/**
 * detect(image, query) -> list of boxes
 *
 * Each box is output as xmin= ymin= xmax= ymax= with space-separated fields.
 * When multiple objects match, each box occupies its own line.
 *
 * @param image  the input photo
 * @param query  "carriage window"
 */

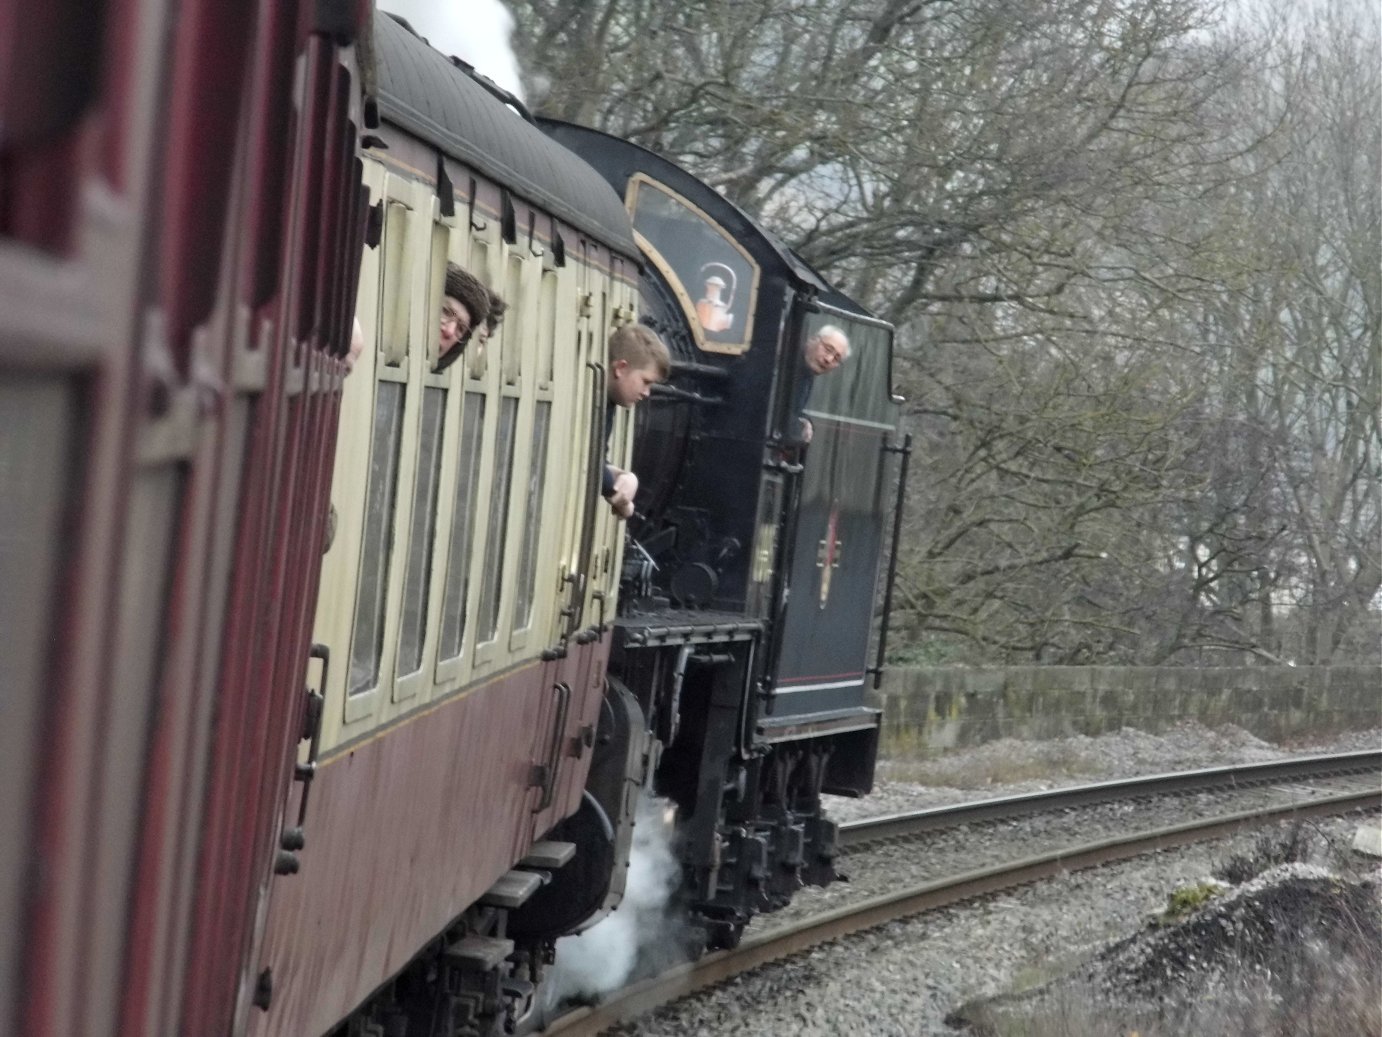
xmin=0 ymin=0 xmax=106 ymax=251
xmin=502 ymin=254 xmax=523 ymax=385
xmin=438 ymin=392 xmax=486 ymax=661
xmin=627 ymin=174 xmax=760 ymax=354
xmin=379 ymin=198 xmax=413 ymax=367
xmin=538 ymin=270 xmax=556 ymax=387
xmin=476 ymin=396 xmax=519 ymax=642
xmin=513 ymin=400 xmax=551 ymax=632
xmin=350 ymin=382 xmax=406 ymax=695
xmin=396 ymin=387 xmax=446 ymax=676
xmin=427 ymin=221 xmax=451 ymax=367
xmin=0 ymin=373 xmax=82 ymax=909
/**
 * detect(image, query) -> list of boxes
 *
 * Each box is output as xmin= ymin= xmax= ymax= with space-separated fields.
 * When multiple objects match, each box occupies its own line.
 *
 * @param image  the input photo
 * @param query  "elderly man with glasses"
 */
xmin=791 ymin=324 xmax=851 ymax=445
xmin=804 ymin=325 xmax=850 ymax=376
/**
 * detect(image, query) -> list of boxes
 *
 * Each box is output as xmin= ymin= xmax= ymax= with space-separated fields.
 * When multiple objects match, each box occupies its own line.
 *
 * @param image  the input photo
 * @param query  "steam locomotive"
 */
xmin=0 ymin=5 xmax=905 ymax=1036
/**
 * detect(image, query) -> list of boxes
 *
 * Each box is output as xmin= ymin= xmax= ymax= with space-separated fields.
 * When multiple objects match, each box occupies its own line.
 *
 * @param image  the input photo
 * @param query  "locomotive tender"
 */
xmin=1 ymin=5 xmax=904 ymax=1036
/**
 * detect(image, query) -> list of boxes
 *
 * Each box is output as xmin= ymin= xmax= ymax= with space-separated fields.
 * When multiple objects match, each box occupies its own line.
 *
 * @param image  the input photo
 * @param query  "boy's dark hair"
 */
xmin=444 ymin=263 xmax=490 ymax=330
xmin=609 ymin=323 xmax=670 ymax=379
xmin=485 ymin=289 xmax=507 ymax=332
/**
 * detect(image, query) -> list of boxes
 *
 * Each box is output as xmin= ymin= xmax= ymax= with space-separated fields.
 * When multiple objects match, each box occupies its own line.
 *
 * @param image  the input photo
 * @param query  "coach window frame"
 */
xmin=314 ymin=157 xmax=383 ymax=746
xmin=584 ymin=267 xmax=621 ymax=625
xmin=549 ymin=240 xmax=596 ymax=644
xmin=508 ymin=228 xmax=560 ymax=652
xmin=392 ymin=196 xmax=454 ymax=703
xmin=434 ymin=199 xmax=502 ymax=687
xmin=343 ymin=171 xmax=419 ymax=724
xmin=595 ymin=261 xmax=640 ymax=618
xmin=472 ymin=228 xmax=532 ymax=671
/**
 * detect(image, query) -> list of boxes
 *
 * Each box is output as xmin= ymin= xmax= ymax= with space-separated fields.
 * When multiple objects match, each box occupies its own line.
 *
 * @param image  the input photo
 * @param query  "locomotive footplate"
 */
xmin=755 ymin=705 xmax=880 ymax=743
xmin=615 ymin=608 xmax=761 ymax=648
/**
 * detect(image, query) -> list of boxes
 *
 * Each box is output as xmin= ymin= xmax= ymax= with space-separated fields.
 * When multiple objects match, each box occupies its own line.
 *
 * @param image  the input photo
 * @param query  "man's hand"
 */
xmin=798 ymin=416 xmax=813 ymax=444
xmin=609 ymin=470 xmax=639 ymax=520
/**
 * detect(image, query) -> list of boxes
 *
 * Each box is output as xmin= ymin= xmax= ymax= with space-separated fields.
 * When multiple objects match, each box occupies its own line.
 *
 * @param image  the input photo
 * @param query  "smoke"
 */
xmin=540 ymin=794 xmax=687 ymax=1013
xmin=377 ymin=0 xmax=525 ymax=101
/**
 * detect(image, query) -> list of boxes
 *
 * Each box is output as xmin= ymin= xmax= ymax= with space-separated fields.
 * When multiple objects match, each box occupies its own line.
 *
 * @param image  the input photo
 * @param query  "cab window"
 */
xmin=626 ymin=173 xmax=759 ymax=355
xmin=797 ymin=315 xmax=895 ymax=427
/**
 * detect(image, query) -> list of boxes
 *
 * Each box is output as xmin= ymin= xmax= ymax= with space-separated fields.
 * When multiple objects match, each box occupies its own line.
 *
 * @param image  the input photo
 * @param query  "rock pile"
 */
xmin=950 ymin=863 xmax=1382 ymax=1036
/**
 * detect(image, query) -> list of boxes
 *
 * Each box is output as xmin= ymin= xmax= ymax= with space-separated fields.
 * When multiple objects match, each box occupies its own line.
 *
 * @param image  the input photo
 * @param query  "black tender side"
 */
xmin=372 ymin=15 xmax=637 ymax=257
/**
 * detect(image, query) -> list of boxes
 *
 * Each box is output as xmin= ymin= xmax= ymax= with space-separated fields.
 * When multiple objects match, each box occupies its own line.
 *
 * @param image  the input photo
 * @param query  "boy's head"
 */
xmin=438 ymin=263 xmax=490 ymax=364
xmin=607 ymin=323 xmax=670 ymax=407
xmin=475 ymin=289 xmax=507 ymax=351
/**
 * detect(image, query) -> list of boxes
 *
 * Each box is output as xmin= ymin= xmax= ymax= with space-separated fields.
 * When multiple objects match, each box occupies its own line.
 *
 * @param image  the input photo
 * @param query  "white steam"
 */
xmin=542 ymin=794 xmax=685 ymax=1011
xmin=378 ymin=0 xmax=525 ymax=101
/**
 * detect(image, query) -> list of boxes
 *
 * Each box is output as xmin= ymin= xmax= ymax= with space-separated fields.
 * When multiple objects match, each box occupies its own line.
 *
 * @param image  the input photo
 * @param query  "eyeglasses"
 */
xmin=440 ymin=304 xmax=471 ymax=339
xmin=817 ymin=337 xmax=844 ymax=366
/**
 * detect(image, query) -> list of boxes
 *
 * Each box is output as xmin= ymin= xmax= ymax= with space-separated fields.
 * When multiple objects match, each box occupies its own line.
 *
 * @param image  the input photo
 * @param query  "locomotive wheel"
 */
xmin=703 ymin=918 xmax=745 ymax=951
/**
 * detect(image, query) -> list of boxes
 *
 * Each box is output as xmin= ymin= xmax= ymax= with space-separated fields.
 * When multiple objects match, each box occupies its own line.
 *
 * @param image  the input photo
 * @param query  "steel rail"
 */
xmin=539 ymin=778 xmax=1380 ymax=1037
xmin=839 ymin=749 xmax=1382 ymax=847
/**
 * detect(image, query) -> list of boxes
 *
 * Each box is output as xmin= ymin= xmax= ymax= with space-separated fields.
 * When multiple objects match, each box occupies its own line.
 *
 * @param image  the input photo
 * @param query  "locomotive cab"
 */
xmin=541 ymin=120 xmax=906 ymax=948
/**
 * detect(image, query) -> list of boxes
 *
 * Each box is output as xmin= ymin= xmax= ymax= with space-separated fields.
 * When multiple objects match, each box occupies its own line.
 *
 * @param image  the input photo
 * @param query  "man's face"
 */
xmin=609 ymin=359 xmax=660 ymax=407
xmin=805 ymin=331 xmax=848 ymax=375
xmin=438 ymin=296 xmax=472 ymax=358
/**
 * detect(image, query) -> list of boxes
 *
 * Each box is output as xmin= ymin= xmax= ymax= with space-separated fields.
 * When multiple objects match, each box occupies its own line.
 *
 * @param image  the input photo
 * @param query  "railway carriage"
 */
xmin=2 ymin=2 xmax=368 ymax=1035
xmin=248 ymin=15 xmax=647 ymax=1036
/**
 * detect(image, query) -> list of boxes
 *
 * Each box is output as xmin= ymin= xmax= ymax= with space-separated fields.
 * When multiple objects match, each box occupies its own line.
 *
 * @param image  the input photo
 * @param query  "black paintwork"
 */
xmin=539 ymin=120 xmax=900 ymax=730
xmin=767 ymin=310 xmax=897 ymax=726
xmin=540 ymin=117 xmax=904 ymax=953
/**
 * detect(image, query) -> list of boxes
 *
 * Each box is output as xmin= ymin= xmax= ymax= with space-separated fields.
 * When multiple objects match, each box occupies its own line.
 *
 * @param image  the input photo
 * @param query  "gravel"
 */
xmin=601 ymin=723 xmax=1381 ymax=1036
xmin=823 ymin=722 xmax=1382 ymax=825
xmin=768 ymin=772 xmax=1373 ymax=932
xmin=610 ymin=815 xmax=1382 ymax=1036
xmin=949 ymin=860 xmax=1382 ymax=1035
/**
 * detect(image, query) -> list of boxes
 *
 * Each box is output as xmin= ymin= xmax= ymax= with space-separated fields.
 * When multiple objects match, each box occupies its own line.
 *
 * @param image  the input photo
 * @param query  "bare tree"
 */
xmin=509 ymin=0 xmax=1381 ymax=665
xmin=1177 ymin=3 xmax=1382 ymax=664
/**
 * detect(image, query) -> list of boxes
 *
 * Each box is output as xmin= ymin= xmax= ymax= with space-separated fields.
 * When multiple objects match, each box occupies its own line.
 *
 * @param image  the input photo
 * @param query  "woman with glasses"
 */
xmin=435 ymin=263 xmax=491 ymax=372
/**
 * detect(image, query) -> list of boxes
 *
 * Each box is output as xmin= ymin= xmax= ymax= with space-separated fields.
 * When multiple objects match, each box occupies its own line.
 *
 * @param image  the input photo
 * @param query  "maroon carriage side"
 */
xmin=0 ymin=2 xmax=370 ymax=1034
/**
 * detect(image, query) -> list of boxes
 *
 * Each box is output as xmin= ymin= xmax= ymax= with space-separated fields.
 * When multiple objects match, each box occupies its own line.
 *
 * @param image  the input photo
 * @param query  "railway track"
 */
xmin=840 ymin=749 xmax=1382 ymax=847
xmin=537 ymin=751 xmax=1381 ymax=1037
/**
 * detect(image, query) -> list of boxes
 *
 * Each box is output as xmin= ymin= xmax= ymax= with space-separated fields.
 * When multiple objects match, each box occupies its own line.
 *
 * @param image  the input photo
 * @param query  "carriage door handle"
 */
xmin=531 ymin=682 xmax=572 ymax=812
xmin=276 ymin=643 xmax=328 ymax=875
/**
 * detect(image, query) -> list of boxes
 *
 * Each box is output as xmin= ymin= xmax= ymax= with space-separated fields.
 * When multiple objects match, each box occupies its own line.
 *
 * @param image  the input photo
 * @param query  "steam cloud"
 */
xmin=541 ymin=793 xmax=686 ymax=1012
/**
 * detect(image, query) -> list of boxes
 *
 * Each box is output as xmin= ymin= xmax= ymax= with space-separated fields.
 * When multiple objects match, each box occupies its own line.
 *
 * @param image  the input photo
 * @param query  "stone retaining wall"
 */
xmin=877 ymin=666 xmax=1381 ymax=757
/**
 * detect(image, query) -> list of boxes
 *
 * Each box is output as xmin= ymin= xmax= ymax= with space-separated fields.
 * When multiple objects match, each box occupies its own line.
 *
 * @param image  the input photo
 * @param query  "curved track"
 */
xmin=840 ymin=749 xmax=1381 ymax=846
xmin=538 ymin=751 xmax=1382 ymax=1036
